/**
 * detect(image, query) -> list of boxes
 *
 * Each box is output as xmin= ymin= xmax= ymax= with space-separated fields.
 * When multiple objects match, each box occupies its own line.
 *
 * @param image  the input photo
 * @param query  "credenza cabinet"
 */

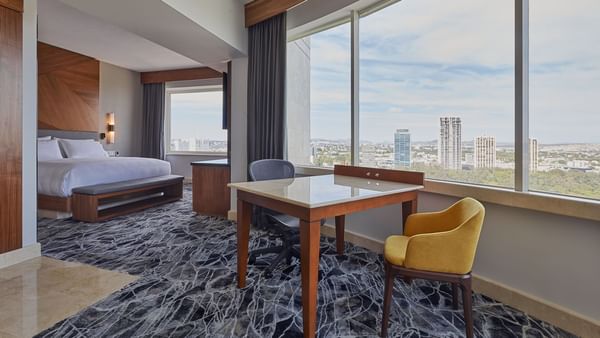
xmin=191 ymin=159 xmax=231 ymax=217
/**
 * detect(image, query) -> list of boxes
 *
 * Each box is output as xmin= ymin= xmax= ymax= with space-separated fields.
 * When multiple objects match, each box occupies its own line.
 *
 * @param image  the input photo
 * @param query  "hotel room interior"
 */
xmin=1 ymin=0 xmax=599 ymax=337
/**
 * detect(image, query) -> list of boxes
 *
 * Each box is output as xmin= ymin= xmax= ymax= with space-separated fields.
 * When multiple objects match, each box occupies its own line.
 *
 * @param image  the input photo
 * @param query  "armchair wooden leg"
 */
xmin=452 ymin=283 xmax=459 ymax=310
xmin=381 ymin=262 xmax=395 ymax=337
xmin=461 ymin=276 xmax=474 ymax=338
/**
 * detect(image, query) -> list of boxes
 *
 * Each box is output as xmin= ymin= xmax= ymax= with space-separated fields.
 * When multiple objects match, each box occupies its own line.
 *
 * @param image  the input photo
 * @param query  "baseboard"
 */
xmin=227 ymin=210 xmax=237 ymax=221
xmin=0 ymin=243 xmax=42 ymax=269
xmin=183 ymin=177 xmax=192 ymax=184
xmin=321 ymin=223 xmax=384 ymax=254
xmin=472 ymin=274 xmax=599 ymax=338
xmin=320 ymin=224 xmax=598 ymax=338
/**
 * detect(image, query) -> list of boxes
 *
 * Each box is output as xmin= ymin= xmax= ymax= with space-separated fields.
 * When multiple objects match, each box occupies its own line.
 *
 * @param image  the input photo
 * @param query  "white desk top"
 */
xmin=228 ymin=174 xmax=423 ymax=208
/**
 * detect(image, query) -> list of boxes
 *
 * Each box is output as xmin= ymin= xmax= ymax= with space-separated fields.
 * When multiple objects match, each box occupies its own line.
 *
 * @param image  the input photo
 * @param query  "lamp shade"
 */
xmin=106 ymin=112 xmax=115 ymax=144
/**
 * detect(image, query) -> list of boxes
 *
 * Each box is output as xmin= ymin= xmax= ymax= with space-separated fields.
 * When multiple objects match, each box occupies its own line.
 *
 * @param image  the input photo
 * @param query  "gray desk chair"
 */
xmin=248 ymin=159 xmax=323 ymax=276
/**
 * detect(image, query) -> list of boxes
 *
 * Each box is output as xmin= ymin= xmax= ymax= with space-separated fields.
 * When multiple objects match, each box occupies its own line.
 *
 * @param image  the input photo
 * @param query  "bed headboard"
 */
xmin=38 ymin=129 xmax=99 ymax=141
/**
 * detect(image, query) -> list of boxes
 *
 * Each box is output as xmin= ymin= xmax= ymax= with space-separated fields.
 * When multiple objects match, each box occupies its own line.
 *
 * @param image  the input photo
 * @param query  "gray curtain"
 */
xmin=141 ymin=83 xmax=166 ymax=159
xmin=247 ymin=13 xmax=287 ymax=164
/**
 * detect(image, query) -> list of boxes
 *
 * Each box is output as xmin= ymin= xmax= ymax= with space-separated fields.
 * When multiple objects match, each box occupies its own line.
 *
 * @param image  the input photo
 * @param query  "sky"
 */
xmin=307 ymin=0 xmax=600 ymax=144
xmin=170 ymin=91 xmax=227 ymax=141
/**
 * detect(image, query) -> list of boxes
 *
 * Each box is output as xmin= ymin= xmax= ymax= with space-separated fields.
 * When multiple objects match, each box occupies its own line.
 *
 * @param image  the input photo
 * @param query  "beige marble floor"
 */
xmin=0 ymin=257 xmax=137 ymax=338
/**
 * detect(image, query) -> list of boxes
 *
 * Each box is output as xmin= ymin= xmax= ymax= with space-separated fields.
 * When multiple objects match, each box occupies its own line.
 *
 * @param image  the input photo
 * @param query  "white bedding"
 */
xmin=38 ymin=157 xmax=172 ymax=197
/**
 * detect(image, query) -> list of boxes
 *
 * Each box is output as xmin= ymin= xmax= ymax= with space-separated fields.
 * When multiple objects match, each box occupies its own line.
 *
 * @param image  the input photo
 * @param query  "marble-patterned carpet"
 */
xmin=36 ymin=186 xmax=575 ymax=338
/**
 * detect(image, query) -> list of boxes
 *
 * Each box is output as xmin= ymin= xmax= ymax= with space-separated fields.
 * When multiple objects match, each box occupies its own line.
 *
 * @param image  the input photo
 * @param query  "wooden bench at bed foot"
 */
xmin=71 ymin=175 xmax=184 ymax=222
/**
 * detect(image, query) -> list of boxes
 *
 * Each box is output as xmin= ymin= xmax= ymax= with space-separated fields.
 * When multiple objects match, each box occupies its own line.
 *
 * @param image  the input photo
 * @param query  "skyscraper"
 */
xmin=529 ymin=138 xmax=539 ymax=172
xmin=394 ymin=129 xmax=411 ymax=167
xmin=474 ymin=136 xmax=496 ymax=168
xmin=438 ymin=117 xmax=462 ymax=170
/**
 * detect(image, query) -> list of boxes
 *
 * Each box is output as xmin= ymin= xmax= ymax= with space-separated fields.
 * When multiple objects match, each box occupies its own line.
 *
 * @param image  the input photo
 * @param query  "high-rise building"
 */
xmin=530 ymin=138 xmax=539 ymax=172
xmin=474 ymin=136 xmax=496 ymax=168
xmin=438 ymin=117 xmax=462 ymax=170
xmin=394 ymin=129 xmax=411 ymax=167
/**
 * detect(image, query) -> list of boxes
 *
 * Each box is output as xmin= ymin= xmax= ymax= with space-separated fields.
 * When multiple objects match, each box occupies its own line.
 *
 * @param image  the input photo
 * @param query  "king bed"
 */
xmin=37 ymin=130 xmax=183 ymax=221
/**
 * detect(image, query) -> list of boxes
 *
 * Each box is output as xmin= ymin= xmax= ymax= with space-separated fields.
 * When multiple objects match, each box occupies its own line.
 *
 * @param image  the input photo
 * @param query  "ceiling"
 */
xmin=38 ymin=0 xmax=203 ymax=72
xmin=37 ymin=0 xmax=383 ymax=72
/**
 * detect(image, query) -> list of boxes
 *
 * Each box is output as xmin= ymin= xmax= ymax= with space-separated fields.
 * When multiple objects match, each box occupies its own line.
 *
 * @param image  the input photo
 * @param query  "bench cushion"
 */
xmin=72 ymin=175 xmax=184 ymax=196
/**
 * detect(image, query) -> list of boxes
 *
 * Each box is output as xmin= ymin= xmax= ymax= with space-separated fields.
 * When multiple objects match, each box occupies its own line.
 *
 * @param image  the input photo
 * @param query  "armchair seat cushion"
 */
xmin=384 ymin=235 xmax=409 ymax=266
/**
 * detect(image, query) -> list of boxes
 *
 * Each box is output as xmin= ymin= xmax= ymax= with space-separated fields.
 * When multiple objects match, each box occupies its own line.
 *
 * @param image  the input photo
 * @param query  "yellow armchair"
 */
xmin=381 ymin=197 xmax=485 ymax=338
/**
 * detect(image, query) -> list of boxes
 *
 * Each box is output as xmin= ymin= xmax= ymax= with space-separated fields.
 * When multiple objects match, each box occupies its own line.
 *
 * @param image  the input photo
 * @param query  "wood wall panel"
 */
xmin=0 ymin=5 xmax=22 ymax=253
xmin=140 ymin=67 xmax=222 ymax=84
xmin=0 ymin=0 xmax=23 ymax=12
xmin=38 ymin=42 xmax=100 ymax=132
xmin=245 ymin=0 xmax=306 ymax=27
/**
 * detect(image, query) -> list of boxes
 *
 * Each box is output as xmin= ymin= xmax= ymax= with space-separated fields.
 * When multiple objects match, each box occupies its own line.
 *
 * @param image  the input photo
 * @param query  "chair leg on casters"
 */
xmin=264 ymin=247 xmax=292 ymax=276
xmin=461 ymin=276 xmax=474 ymax=338
xmin=452 ymin=283 xmax=459 ymax=310
xmin=381 ymin=263 xmax=395 ymax=337
xmin=248 ymin=246 xmax=285 ymax=264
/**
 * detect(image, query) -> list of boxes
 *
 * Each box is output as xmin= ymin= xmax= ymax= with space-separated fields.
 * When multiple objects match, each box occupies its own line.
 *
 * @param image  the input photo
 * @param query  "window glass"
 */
xmin=168 ymin=90 xmax=227 ymax=153
xmin=359 ymin=0 xmax=515 ymax=188
xmin=530 ymin=0 xmax=600 ymax=199
xmin=287 ymin=23 xmax=351 ymax=167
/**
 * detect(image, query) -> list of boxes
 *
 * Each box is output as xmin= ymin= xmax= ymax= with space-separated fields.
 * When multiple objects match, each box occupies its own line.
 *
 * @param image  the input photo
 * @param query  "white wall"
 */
xmin=229 ymin=57 xmax=248 ymax=210
xmin=99 ymin=62 xmax=143 ymax=157
xmin=340 ymin=192 xmax=600 ymax=321
xmin=22 ymin=0 xmax=38 ymax=247
xmin=167 ymin=154 xmax=226 ymax=178
xmin=161 ymin=0 xmax=247 ymax=56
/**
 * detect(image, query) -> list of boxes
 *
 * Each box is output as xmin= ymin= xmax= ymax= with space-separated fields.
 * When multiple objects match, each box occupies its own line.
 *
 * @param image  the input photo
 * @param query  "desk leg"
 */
xmin=335 ymin=215 xmax=345 ymax=255
xmin=237 ymin=199 xmax=251 ymax=288
xmin=300 ymin=220 xmax=321 ymax=338
xmin=402 ymin=198 xmax=418 ymax=225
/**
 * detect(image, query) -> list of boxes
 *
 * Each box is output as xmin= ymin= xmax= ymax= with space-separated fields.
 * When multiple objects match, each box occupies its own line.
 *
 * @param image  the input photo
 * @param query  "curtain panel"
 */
xmin=141 ymin=83 xmax=166 ymax=159
xmin=247 ymin=13 xmax=287 ymax=164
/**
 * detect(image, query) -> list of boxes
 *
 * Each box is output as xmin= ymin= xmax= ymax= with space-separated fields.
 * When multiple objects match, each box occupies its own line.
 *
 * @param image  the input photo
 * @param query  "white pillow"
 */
xmin=38 ymin=136 xmax=52 ymax=141
xmin=58 ymin=139 xmax=108 ymax=159
xmin=38 ymin=140 xmax=64 ymax=161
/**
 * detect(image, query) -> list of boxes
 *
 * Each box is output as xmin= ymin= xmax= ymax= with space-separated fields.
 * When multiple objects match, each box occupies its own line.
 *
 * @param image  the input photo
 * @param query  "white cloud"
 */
xmin=301 ymin=0 xmax=600 ymax=143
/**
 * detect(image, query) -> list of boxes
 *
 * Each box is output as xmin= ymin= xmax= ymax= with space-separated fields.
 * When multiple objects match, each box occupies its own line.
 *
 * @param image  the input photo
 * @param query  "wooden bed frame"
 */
xmin=38 ymin=194 xmax=72 ymax=213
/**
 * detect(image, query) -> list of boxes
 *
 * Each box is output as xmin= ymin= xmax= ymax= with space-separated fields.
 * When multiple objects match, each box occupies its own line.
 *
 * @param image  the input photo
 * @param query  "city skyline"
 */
xmin=308 ymin=0 xmax=600 ymax=144
xmin=169 ymin=91 xmax=227 ymax=141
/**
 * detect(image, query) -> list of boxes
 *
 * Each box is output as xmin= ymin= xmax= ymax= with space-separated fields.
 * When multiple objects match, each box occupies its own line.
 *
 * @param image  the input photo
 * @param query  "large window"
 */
xmin=359 ymin=0 xmax=514 ymax=188
xmin=529 ymin=0 xmax=600 ymax=199
xmin=286 ymin=23 xmax=351 ymax=167
xmin=286 ymin=0 xmax=600 ymax=201
xmin=166 ymin=87 xmax=227 ymax=154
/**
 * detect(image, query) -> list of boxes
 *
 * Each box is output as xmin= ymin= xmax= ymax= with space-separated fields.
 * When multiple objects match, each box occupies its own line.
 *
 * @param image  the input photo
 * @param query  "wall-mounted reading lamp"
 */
xmin=106 ymin=112 xmax=115 ymax=144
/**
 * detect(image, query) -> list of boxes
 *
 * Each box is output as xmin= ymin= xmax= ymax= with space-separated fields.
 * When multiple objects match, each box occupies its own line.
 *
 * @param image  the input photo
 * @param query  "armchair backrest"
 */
xmin=405 ymin=197 xmax=485 ymax=274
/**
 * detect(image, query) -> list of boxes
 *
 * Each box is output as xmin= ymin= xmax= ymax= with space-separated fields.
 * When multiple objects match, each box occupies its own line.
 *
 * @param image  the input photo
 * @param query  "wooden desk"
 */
xmin=228 ymin=165 xmax=424 ymax=338
xmin=192 ymin=159 xmax=230 ymax=217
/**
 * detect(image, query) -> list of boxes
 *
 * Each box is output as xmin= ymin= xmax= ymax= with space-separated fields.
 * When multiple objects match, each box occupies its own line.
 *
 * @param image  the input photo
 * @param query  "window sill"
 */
xmin=294 ymin=165 xmax=600 ymax=222
xmin=166 ymin=152 xmax=228 ymax=157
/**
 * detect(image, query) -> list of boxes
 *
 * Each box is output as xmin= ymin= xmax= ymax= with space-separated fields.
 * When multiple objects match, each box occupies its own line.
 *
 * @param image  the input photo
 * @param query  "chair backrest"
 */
xmin=405 ymin=197 xmax=485 ymax=275
xmin=249 ymin=159 xmax=295 ymax=182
